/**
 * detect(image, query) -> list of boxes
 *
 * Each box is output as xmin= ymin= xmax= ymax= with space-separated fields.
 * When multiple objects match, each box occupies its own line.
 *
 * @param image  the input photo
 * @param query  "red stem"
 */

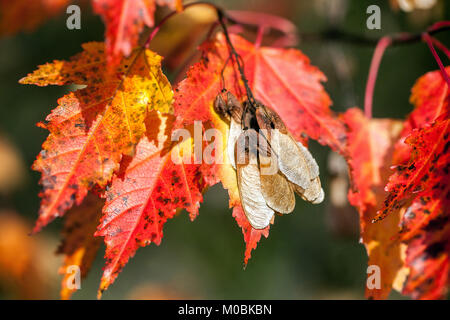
xmin=254 ymin=25 xmax=266 ymax=49
xmin=422 ymin=32 xmax=450 ymax=88
xmin=427 ymin=21 xmax=450 ymax=33
xmin=364 ymin=36 xmax=392 ymax=119
xmin=428 ymin=36 xmax=450 ymax=60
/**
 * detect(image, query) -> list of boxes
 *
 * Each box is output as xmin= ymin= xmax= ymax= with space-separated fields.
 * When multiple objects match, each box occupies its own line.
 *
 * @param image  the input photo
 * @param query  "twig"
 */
xmin=217 ymin=9 xmax=257 ymax=109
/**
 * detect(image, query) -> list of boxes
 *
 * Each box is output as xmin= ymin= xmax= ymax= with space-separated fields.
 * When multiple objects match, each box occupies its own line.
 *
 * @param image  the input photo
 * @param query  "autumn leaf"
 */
xmin=20 ymin=42 xmax=173 ymax=232
xmin=174 ymin=32 xmax=341 ymax=263
xmin=384 ymin=119 xmax=450 ymax=299
xmin=343 ymin=107 xmax=404 ymax=299
xmin=95 ymin=112 xmax=207 ymax=296
xmin=92 ymin=0 xmax=183 ymax=65
xmin=0 ymin=0 xmax=68 ymax=35
xmin=57 ymin=193 xmax=104 ymax=300
xmin=377 ymin=120 xmax=448 ymax=221
xmin=369 ymin=67 xmax=450 ymax=299
xmin=232 ymin=206 xmax=270 ymax=265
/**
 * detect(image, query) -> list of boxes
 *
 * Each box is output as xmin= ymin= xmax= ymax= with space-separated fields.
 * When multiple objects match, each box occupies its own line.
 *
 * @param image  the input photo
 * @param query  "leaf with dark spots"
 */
xmin=393 ymin=67 xmax=450 ymax=165
xmin=381 ymin=119 xmax=450 ymax=299
xmin=377 ymin=120 xmax=449 ymax=222
xmin=95 ymin=112 xmax=206 ymax=296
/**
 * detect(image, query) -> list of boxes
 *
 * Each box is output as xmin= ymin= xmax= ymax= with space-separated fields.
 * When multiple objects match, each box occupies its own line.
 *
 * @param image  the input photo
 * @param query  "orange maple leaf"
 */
xmin=20 ymin=42 xmax=173 ymax=232
xmin=343 ymin=107 xmax=404 ymax=299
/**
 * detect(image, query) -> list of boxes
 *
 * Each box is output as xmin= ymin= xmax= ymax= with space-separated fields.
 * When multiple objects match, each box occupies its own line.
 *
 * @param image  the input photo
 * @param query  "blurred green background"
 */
xmin=0 ymin=0 xmax=448 ymax=299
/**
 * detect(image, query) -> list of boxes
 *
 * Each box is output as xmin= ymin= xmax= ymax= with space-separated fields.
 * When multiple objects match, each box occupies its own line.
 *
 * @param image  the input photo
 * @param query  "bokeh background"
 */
xmin=0 ymin=0 xmax=448 ymax=299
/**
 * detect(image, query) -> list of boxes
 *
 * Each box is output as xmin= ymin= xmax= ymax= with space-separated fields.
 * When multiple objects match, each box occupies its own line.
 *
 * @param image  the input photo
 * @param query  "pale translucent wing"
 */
xmin=275 ymin=132 xmax=312 ymax=189
xmin=311 ymin=183 xmax=325 ymax=204
xmin=237 ymin=150 xmax=274 ymax=229
xmin=292 ymin=177 xmax=324 ymax=204
xmin=254 ymin=102 xmax=324 ymax=205
xmin=291 ymin=142 xmax=324 ymax=204
xmin=227 ymin=118 xmax=242 ymax=169
xmin=259 ymin=154 xmax=295 ymax=214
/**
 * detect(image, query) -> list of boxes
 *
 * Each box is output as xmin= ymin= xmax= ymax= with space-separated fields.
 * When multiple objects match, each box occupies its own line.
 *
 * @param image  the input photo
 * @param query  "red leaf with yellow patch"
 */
xmin=20 ymin=42 xmax=173 ymax=232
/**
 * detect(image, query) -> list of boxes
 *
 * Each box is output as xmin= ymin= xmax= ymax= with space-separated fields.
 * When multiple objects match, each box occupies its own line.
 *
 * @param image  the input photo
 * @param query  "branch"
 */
xmin=300 ymin=26 xmax=450 ymax=46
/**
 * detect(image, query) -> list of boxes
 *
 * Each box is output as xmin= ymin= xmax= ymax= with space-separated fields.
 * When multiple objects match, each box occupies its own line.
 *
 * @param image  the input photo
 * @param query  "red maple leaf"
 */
xmin=371 ymin=67 xmax=450 ymax=299
xmin=393 ymin=66 xmax=449 ymax=164
xmin=175 ymin=32 xmax=346 ymax=152
xmin=391 ymin=119 xmax=450 ymax=299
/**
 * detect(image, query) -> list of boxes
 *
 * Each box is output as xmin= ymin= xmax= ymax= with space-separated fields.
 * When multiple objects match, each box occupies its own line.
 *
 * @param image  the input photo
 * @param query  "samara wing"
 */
xmin=236 ymin=130 xmax=275 ymax=229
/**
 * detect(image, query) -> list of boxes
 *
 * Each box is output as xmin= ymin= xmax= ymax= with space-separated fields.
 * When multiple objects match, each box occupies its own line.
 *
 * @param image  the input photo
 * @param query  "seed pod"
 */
xmin=213 ymin=90 xmax=324 ymax=230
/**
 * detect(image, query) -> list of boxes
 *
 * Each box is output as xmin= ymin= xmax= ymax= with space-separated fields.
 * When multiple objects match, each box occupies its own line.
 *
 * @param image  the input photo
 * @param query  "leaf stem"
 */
xmin=427 ymin=36 xmax=450 ymax=60
xmin=364 ymin=36 xmax=392 ymax=119
xmin=364 ymin=21 xmax=450 ymax=119
xmin=422 ymin=32 xmax=450 ymax=88
xmin=254 ymin=25 xmax=266 ymax=49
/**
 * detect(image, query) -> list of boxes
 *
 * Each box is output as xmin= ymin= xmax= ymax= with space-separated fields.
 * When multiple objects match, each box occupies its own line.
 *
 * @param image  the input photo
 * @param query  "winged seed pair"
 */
xmin=213 ymin=91 xmax=324 ymax=230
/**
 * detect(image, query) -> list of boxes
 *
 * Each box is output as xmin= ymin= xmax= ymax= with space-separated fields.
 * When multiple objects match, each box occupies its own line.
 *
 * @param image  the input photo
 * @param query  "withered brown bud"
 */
xmin=213 ymin=94 xmax=228 ymax=119
xmin=255 ymin=103 xmax=287 ymax=134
